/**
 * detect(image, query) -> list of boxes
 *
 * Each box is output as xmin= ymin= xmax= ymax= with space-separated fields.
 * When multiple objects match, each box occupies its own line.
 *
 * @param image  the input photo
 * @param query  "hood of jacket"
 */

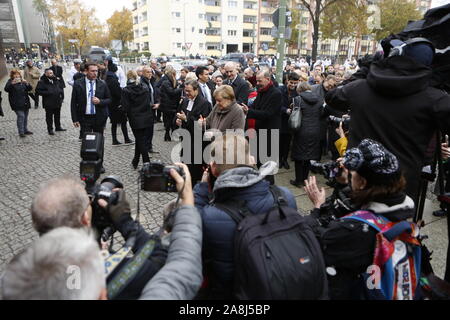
xmin=362 ymin=193 xmax=415 ymax=222
xmin=366 ymin=55 xmax=432 ymax=97
xmin=213 ymin=161 xmax=277 ymax=195
xmin=125 ymin=82 xmax=148 ymax=97
xmin=299 ymin=90 xmax=319 ymax=104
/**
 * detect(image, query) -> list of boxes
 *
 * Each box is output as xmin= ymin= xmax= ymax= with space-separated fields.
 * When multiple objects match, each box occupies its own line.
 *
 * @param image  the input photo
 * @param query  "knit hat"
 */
xmin=404 ymin=43 xmax=434 ymax=66
xmin=343 ymin=139 xmax=400 ymax=186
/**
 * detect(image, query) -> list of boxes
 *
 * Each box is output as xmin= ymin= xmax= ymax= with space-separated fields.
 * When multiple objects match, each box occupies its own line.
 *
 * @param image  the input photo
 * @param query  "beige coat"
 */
xmin=23 ymin=66 xmax=41 ymax=93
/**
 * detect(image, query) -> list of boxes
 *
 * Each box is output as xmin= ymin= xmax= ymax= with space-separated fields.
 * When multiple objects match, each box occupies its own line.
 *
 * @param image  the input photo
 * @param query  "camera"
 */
xmin=310 ymin=160 xmax=342 ymax=187
xmin=328 ymin=115 xmax=351 ymax=130
xmin=141 ymin=161 xmax=184 ymax=192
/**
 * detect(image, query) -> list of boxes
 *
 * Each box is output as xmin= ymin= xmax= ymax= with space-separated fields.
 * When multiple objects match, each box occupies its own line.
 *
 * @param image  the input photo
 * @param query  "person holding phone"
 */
xmin=4 ymin=69 xmax=33 ymax=137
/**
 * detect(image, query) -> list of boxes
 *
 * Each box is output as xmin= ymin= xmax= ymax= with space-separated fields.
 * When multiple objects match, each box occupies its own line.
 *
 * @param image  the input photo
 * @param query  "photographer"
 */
xmin=304 ymin=139 xmax=415 ymax=300
xmin=8 ymin=163 xmax=202 ymax=300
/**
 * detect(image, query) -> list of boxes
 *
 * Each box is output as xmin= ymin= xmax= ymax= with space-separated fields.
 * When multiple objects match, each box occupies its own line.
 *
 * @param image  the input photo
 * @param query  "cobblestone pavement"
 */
xmin=0 ymin=66 xmax=448 ymax=281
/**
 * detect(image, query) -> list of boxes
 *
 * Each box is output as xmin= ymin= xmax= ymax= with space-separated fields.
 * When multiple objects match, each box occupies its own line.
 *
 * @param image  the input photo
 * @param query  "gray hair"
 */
xmin=2 ymin=227 xmax=105 ymax=300
xmin=256 ymin=69 xmax=271 ymax=79
xmin=31 ymin=177 xmax=89 ymax=235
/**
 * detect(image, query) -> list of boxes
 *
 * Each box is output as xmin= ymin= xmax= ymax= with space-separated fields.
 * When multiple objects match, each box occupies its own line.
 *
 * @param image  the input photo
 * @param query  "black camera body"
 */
xmin=328 ymin=115 xmax=351 ymax=131
xmin=141 ymin=161 xmax=184 ymax=192
xmin=310 ymin=160 xmax=343 ymax=187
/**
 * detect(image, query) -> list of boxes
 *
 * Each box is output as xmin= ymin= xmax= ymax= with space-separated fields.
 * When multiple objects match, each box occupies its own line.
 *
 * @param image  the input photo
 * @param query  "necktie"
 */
xmin=89 ymin=81 xmax=95 ymax=114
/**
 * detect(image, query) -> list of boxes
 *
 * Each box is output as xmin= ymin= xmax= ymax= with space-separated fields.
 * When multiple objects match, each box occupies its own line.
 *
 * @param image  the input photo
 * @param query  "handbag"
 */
xmin=288 ymin=96 xmax=303 ymax=132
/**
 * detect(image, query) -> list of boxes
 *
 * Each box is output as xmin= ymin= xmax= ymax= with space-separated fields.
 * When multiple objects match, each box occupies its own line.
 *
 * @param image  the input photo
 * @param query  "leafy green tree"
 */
xmin=107 ymin=8 xmax=133 ymax=50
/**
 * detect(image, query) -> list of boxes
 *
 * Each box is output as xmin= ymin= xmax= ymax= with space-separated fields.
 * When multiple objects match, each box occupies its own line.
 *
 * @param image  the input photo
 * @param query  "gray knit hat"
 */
xmin=343 ymin=139 xmax=400 ymax=185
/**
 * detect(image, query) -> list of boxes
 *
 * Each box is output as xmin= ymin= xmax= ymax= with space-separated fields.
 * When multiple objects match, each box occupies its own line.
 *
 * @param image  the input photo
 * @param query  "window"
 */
xmin=199 ymin=13 xmax=205 ymax=19
xmin=200 ymin=43 xmax=204 ymax=49
xmin=199 ymin=29 xmax=204 ymax=33
xmin=206 ymin=28 xmax=221 ymax=35
xmin=173 ymin=28 xmax=181 ymax=33
xmin=244 ymin=1 xmax=256 ymax=9
xmin=301 ymin=17 xmax=308 ymax=25
xmin=260 ymin=28 xmax=271 ymax=35
xmin=206 ymin=14 xmax=220 ymax=22
xmin=261 ymin=14 xmax=272 ymax=22
xmin=141 ymin=12 xmax=147 ymax=22
xmin=206 ymin=43 xmax=220 ymax=50
xmin=205 ymin=0 xmax=221 ymax=6
xmin=228 ymin=1 xmax=237 ymax=7
xmin=143 ymin=42 xmax=149 ymax=51
xmin=133 ymin=16 xmax=138 ymax=24
xmin=141 ymin=27 xmax=148 ymax=36
xmin=228 ymin=15 xmax=237 ymax=22
xmin=228 ymin=30 xmax=237 ymax=36
xmin=243 ymin=15 xmax=256 ymax=23
xmin=134 ymin=30 xmax=139 ymax=38
xmin=243 ymin=29 xmax=255 ymax=37
xmin=172 ymin=12 xmax=181 ymax=18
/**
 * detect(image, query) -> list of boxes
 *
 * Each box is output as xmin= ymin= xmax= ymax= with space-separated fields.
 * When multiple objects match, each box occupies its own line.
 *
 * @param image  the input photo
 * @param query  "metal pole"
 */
xmin=276 ymin=0 xmax=287 ymax=84
xmin=184 ymin=2 xmax=187 ymax=59
xmin=252 ymin=21 xmax=256 ymax=55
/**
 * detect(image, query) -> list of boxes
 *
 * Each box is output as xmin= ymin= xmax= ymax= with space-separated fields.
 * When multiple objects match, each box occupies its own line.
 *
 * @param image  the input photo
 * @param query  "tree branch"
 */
xmin=299 ymin=0 xmax=316 ymax=24
xmin=320 ymin=0 xmax=343 ymax=13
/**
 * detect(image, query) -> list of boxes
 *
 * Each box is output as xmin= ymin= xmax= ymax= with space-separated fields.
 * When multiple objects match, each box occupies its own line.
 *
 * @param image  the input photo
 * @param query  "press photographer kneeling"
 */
xmin=304 ymin=139 xmax=417 ymax=300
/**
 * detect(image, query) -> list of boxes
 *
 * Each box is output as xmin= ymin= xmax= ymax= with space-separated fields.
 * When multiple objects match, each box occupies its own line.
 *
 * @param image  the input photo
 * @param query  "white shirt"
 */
xmin=187 ymin=98 xmax=195 ymax=112
xmin=200 ymin=82 xmax=212 ymax=104
xmin=85 ymin=78 xmax=96 ymax=115
xmin=68 ymin=66 xmax=78 ymax=86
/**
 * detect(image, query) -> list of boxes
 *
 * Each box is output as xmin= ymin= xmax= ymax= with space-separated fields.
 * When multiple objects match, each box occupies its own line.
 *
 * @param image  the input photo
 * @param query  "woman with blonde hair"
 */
xmin=4 ymin=69 xmax=33 ymax=137
xmin=159 ymin=66 xmax=182 ymax=141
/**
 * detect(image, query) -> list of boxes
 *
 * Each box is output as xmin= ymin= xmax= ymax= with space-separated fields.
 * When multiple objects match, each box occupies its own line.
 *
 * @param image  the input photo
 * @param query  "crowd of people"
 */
xmin=2 ymin=33 xmax=450 ymax=300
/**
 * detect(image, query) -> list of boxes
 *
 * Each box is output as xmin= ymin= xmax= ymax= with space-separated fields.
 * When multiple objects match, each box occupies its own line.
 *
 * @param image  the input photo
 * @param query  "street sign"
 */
xmin=185 ymin=42 xmax=192 ymax=50
xmin=261 ymin=43 xmax=269 ymax=51
xmin=272 ymin=8 xmax=292 ymax=28
xmin=111 ymin=40 xmax=123 ymax=52
xmin=68 ymin=39 xmax=78 ymax=43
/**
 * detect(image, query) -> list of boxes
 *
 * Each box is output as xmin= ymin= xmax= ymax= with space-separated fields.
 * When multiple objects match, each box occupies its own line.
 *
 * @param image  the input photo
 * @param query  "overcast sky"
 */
xmin=432 ymin=0 xmax=450 ymax=8
xmin=79 ymin=0 xmax=132 ymax=23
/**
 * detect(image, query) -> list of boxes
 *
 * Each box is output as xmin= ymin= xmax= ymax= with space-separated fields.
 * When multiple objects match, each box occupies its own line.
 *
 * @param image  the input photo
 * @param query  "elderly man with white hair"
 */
xmin=224 ymin=61 xmax=249 ymax=105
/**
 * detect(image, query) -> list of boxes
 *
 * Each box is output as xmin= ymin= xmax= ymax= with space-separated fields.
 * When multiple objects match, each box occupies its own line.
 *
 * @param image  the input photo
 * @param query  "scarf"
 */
xmin=257 ymin=80 xmax=273 ymax=93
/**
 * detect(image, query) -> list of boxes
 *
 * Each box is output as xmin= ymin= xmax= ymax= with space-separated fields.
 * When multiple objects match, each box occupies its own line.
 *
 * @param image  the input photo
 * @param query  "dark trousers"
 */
xmin=28 ymin=93 xmax=39 ymax=106
xmin=145 ymin=122 xmax=155 ymax=152
xmin=111 ymin=121 xmax=130 ymax=143
xmin=45 ymin=108 xmax=61 ymax=132
xmin=294 ymin=160 xmax=311 ymax=183
xmin=132 ymin=128 xmax=150 ymax=164
xmin=163 ymin=111 xmax=175 ymax=135
xmin=280 ymin=132 xmax=292 ymax=162
xmin=153 ymin=109 xmax=162 ymax=122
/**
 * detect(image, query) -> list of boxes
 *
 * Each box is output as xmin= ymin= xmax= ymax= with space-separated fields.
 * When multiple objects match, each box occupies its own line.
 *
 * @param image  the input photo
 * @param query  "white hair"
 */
xmin=2 ymin=227 xmax=105 ymax=300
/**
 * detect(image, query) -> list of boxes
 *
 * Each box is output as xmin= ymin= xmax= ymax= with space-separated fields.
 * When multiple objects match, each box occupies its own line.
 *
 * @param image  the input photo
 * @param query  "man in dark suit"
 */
xmin=49 ymin=59 xmax=65 ymax=101
xmin=224 ymin=62 xmax=249 ymax=105
xmin=175 ymin=80 xmax=212 ymax=186
xmin=195 ymin=66 xmax=215 ymax=107
xmin=71 ymin=62 xmax=111 ymax=172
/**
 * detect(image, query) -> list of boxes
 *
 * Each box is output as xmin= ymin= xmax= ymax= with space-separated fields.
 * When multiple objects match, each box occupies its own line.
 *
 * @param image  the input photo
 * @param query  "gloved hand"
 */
xmin=105 ymin=189 xmax=131 ymax=226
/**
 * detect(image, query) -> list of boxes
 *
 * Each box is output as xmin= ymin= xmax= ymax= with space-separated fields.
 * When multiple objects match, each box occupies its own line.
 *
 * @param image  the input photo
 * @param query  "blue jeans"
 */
xmin=14 ymin=109 xmax=29 ymax=135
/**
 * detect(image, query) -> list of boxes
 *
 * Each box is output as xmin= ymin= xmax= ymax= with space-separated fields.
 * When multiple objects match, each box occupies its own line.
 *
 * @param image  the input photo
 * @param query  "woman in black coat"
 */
xmin=122 ymin=71 xmax=153 ymax=169
xmin=159 ymin=66 xmax=182 ymax=141
xmin=4 ymin=69 xmax=33 ymax=137
xmin=290 ymin=82 xmax=322 ymax=187
xmin=106 ymin=63 xmax=132 ymax=146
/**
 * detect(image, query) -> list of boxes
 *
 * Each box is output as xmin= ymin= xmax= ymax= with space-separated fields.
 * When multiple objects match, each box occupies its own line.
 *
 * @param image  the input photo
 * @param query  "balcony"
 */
xmin=205 ymin=35 xmax=221 ymax=43
xmin=259 ymin=34 xmax=273 ymax=42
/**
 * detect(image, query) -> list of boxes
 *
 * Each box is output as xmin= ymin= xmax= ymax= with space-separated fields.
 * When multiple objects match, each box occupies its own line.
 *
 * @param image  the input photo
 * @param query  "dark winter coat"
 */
xmin=311 ymin=83 xmax=330 ymax=142
xmin=194 ymin=162 xmax=298 ymax=299
xmin=279 ymin=85 xmax=299 ymax=134
xmin=225 ymin=75 xmax=249 ymax=105
xmin=122 ymin=81 xmax=153 ymax=130
xmin=306 ymin=193 xmax=415 ymax=300
xmin=291 ymin=91 xmax=322 ymax=161
xmin=4 ymin=80 xmax=32 ymax=111
xmin=325 ymin=55 xmax=450 ymax=201
xmin=49 ymin=65 xmax=66 ymax=88
xmin=247 ymin=84 xmax=282 ymax=130
xmin=35 ymin=75 xmax=64 ymax=110
xmin=105 ymin=72 xmax=126 ymax=124
xmin=159 ymin=76 xmax=182 ymax=113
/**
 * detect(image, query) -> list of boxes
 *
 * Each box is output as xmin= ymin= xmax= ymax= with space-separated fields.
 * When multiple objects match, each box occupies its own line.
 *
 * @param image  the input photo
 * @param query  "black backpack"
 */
xmin=214 ymin=186 xmax=328 ymax=300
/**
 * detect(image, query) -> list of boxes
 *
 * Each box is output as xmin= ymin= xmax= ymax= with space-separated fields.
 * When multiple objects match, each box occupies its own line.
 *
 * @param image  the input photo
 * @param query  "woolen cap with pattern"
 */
xmin=343 ymin=139 xmax=400 ymax=185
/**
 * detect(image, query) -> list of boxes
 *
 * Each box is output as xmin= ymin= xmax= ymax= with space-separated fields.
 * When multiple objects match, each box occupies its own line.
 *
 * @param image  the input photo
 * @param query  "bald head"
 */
xmin=31 ymin=177 xmax=90 ymax=235
xmin=244 ymin=68 xmax=254 ymax=79
xmin=224 ymin=62 xmax=238 ymax=79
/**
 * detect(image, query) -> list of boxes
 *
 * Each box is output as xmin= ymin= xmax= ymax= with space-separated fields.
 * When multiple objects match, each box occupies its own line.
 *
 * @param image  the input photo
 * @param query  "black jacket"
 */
xmin=279 ymin=85 xmax=299 ymax=134
xmin=307 ymin=193 xmax=415 ymax=300
xmin=247 ymin=84 xmax=282 ymax=130
xmin=159 ymin=76 xmax=182 ymax=113
xmin=197 ymin=81 xmax=216 ymax=106
xmin=291 ymin=91 xmax=322 ymax=161
xmin=35 ymin=75 xmax=64 ymax=109
xmin=4 ymin=80 xmax=32 ymax=111
xmin=226 ymin=75 xmax=249 ymax=105
xmin=105 ymin=72 xmax=126 ymax=123
xmin=70 ymin=78 xmax=112 ymax=126
xmin=325 ymin=55 xmax=450 ymax=200
xmin=49 ymin=65 xmax=66 ymax=88
xmin=122 ymin=82 xmax=153 ymax=130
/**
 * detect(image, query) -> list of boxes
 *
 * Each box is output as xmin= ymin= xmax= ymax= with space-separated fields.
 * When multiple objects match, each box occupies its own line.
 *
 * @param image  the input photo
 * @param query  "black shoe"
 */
xmin=25 ymin=131 xmax=33 ymax=135
xmin=19 ymin=134 xmax=26 ymax=138
xmin=101 ymin=167 xmax=106 ymax=174
xmin=433 ymin=209 xmax=447 ymax=217
xmin=149 ymin=149 xmax=160 ymax=154
xmin=124 ymin=139 xmax=134 ymax=145
xmin=112 ymin=141 xmax=122 ymax=146
xmin=164 ymin=133 xmax=172 ymax=142
xmin=55 ymin=128 xmax=67 ymax=132
xmin=132 ymin=158 xmax=139 ymax=170
xmin=284 ymin=161 xmax=290 ymax=170
xmin=290 ymin=180 xmax=304 ymax=188
xmin=48 ymin=131 xmax=55 ymax=135
xmin=0 ymin=137 xmax=5 ymax=141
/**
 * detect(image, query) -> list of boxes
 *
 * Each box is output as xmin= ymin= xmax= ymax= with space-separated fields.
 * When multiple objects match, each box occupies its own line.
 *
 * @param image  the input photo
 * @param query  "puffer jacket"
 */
xmin=4 ymin=80 xmax=32 ymax=111
xmin=194 ymin=161 xmax=298 ymax=299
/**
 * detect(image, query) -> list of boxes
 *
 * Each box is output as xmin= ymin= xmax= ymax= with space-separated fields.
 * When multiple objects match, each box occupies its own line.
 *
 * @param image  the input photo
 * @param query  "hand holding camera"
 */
xmin=169 ymin=163 xmax=194 ymax=206
xmin=98 ymin=189 xmax=131 ymax=227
